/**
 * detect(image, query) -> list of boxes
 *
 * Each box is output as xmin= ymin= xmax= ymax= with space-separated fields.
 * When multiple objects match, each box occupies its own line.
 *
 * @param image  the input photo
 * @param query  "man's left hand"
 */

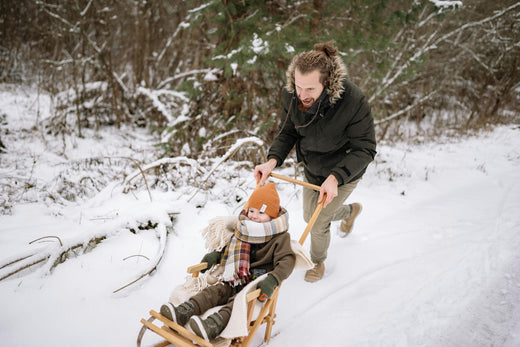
xmin=318 ymin=175 xmax=338 ymax=208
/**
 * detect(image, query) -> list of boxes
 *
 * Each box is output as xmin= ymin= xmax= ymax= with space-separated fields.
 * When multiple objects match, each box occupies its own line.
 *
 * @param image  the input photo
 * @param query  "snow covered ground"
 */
xmin=1 ymin=85 xmax=520 ymax=346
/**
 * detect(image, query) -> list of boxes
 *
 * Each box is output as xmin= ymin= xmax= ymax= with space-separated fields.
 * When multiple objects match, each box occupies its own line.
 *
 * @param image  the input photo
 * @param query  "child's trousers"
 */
xmin=189 ymin=282 xmax=244 ymax=325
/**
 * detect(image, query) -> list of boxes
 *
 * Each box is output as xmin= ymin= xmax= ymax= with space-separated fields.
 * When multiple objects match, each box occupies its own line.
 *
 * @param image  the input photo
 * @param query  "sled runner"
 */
xmin=137 ymin=173 xmax=324 ymax=347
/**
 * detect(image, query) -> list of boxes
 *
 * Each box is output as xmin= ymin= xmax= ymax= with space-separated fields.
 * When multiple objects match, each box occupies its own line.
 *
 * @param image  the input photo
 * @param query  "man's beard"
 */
xmin=298 ymin=97 xmax=315 ymax=111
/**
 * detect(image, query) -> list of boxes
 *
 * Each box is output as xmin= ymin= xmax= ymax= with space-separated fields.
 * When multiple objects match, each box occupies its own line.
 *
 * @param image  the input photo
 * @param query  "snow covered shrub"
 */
xmin=43 ymin=82 xmax=114 ymax=136
xmin=133 ymin=87 xmax=189 ymax=131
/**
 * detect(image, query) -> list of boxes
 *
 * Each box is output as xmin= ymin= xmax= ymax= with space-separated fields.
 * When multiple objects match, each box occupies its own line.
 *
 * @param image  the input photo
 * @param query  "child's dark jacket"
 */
xmin=248 ymin=231 xmax=295 ymax=285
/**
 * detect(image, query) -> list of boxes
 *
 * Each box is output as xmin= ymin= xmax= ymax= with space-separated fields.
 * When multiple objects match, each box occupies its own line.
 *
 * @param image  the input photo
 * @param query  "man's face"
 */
xmin=295 ymin=68 xmax=325 ymax=111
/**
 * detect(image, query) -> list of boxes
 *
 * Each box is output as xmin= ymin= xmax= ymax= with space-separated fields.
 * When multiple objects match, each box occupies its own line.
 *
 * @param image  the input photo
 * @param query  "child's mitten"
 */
xmin=257 ymin=274 xmax=279 ymax=302
xmin=200 ymin=251 xmax=221 ymax=273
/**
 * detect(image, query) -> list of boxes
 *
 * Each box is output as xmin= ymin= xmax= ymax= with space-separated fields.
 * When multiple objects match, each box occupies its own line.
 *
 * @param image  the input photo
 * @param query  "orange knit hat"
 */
xmin=246 ymin=182 xmax=280 ymax=219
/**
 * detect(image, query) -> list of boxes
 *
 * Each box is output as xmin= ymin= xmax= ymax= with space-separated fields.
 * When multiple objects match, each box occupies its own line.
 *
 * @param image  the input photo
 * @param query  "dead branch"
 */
xmin=123 ymin=255 xmax=151 ymax=261
xmin=48 ymin=235 xmax=107 ymax=272
xmin=0 ymin=255 xmax=48 ymax=281
xmin=0 ymin=253 xmax=35 ymax=270
xmin=29 ymin=235 xmax=63 ymax=247
xmin=113 ymin=223 xmax=168 ymax=293
xmin=114 ymin=156 xmax=153 ymax=202
xmin=0 ymin=234 xmax=107 ymax=282
xmin=0 ymin=219 xmax=168 ymax=287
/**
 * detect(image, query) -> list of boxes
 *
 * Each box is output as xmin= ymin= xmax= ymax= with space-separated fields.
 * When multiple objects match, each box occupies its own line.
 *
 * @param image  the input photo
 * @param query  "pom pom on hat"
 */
xmin=246 ymin=182 xmax=280 ymax=218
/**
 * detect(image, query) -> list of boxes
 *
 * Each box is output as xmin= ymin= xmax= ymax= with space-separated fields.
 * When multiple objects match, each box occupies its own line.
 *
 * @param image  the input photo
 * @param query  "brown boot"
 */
xmin=304 ymin=263 xmax=325 ymax=282
xmin=340 ymin=203 xmax=362 ymax=237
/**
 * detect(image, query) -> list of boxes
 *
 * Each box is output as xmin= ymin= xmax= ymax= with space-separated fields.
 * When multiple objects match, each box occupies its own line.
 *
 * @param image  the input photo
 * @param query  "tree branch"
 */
xmin=375 ymin=91 xmax=437 ymax=125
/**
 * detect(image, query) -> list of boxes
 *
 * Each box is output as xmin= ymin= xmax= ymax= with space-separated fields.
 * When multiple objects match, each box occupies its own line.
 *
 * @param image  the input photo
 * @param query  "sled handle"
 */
xmin=268 ymin=172 xmax=325 ymax=245
xmin=298 ymin=198 xmax=325 ymax=245
xmin=269 ymin=172 xmax=321 ymax=191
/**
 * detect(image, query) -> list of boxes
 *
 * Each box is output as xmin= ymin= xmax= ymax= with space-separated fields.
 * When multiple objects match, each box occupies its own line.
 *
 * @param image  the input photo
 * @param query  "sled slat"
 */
xmin=241 ymin=292 xmax=277 ymax=347
xmin=153 ymin=340 xmax=171 ymax=347
xmin=161 ymin=325 xmax=197 ymax=346
xmin=188 ymin=262 xmax=208 ymax=278
xmin=264 ymin=287 xmax=280 ymax=343
xmin=246 ymin=289 xmax=261 ymax=325
xmin=188 ymin=262 xmax=208 ymax=274
xmin=141 ymin=318 xmax=194 ymax=347
xmin=150 ymin=310 xmax=214 ymax=347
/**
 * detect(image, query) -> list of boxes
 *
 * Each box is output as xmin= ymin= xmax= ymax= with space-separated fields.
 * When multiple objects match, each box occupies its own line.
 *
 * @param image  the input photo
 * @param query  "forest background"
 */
xmin=1 ymin=3 xmax=520 ymax=345
xmin=0 ymin=0 xmax=519 ymax=210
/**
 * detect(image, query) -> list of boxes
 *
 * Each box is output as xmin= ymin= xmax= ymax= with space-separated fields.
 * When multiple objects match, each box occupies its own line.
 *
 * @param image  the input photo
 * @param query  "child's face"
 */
xmin=247 ymin=207 xmax=272 ymax=223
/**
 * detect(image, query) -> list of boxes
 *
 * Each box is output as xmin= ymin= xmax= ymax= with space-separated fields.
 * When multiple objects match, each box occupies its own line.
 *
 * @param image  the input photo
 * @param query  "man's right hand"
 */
xmin=254 ymin=158 xmax=277 ymax=185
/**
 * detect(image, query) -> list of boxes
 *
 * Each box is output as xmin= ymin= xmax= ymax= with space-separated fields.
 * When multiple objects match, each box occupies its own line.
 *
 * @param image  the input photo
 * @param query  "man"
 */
xmin=254 ymin=41 xmax=376 ymax=282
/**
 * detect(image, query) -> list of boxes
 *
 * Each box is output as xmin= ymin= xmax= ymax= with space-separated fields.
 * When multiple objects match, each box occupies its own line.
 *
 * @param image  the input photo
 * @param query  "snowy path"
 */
xmin=1 ymin=124 xmax=520 ymax=346
xmin=266 ymin=131 xmax=520 ymax=347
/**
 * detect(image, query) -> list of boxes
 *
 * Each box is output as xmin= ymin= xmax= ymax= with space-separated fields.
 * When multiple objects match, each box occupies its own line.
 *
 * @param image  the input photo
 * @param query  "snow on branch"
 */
xmin=429 ymin=1 xmax=462 ymax=11
xmin=79 ymin=0 xmax=94 ymax=17
xmin=0 ymin=210 xmax=175 ymax=293
xmin=432 ymin=2 xmax=520 ymax=46
xmin=0 ymin=232 xmax=109 ymax=282
xmin=369 ymin=2 xmax=520 ymax=104
xmin=201 ymin=137 xmax=264 ymax=183
xmin=188 ymin=136 xmax=265 ymax=202
xmin=157 ymin=69 xmax=221 ymax=89
xmin=136 ymin=87 xmax=190 ymax=127
xmin=123 ymin=156 xmax=204 ymax=199
xmin=375 ymin=91 xmax=438 ymax=125
xmin=369 ymin=1 xmax=520 ymax=102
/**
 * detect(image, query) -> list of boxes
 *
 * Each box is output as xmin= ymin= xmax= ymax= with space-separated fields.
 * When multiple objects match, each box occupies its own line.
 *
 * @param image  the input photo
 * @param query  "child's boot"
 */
xmin=189 ymin=312 xmax=225 ymax=341
xmin=160 ymin=301 xmax=194 ymax=326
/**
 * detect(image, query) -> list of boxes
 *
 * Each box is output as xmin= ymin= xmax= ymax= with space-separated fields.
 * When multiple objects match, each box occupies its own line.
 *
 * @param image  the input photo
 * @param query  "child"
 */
xmin=160 ymin=182 xmax=295 ymax=341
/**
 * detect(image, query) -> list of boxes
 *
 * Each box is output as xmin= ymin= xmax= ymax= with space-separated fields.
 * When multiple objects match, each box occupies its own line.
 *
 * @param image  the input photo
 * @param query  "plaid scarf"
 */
xmin=221 ymin=208 xmax=289 ymax=286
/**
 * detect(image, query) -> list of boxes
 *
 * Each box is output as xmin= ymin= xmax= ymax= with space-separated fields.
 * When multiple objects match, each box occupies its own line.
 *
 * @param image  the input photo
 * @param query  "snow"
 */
xmin=429 ymin=1 xmax=463 ymax=10
xmin=251 ymin=33 xmax=268 ymax=55
xmin=1 ymin=85 xmax=520 ymax=346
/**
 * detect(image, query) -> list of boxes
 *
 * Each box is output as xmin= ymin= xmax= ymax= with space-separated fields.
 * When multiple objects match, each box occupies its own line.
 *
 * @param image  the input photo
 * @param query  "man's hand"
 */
xmin=318 ymin=175 xmax=338 ymax=208
xmin=254 ymin=158 xmax=277 ymax=185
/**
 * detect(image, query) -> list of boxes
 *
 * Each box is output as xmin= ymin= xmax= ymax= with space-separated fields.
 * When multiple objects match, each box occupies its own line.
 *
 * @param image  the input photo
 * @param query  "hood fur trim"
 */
xmin=285 ymin=53 xmax=348 ymax=105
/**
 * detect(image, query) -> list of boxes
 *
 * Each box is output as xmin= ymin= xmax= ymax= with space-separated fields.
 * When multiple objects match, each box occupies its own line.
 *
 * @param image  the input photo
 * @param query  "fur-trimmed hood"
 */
xmin=285 ymin=52 xmax=348 ymax=105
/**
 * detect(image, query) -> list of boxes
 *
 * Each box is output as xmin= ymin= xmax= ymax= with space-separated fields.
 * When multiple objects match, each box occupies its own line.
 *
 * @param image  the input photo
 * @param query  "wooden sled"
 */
xmin=137 ymin=173 xmax=324 ymax=347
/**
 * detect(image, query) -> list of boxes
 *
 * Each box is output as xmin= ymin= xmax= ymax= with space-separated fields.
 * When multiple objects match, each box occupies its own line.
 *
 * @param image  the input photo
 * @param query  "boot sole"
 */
xmin=160 ymin=303 xmax=175 ymax=322
xmin=189 ymin=316 xmax=211 ymax=341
